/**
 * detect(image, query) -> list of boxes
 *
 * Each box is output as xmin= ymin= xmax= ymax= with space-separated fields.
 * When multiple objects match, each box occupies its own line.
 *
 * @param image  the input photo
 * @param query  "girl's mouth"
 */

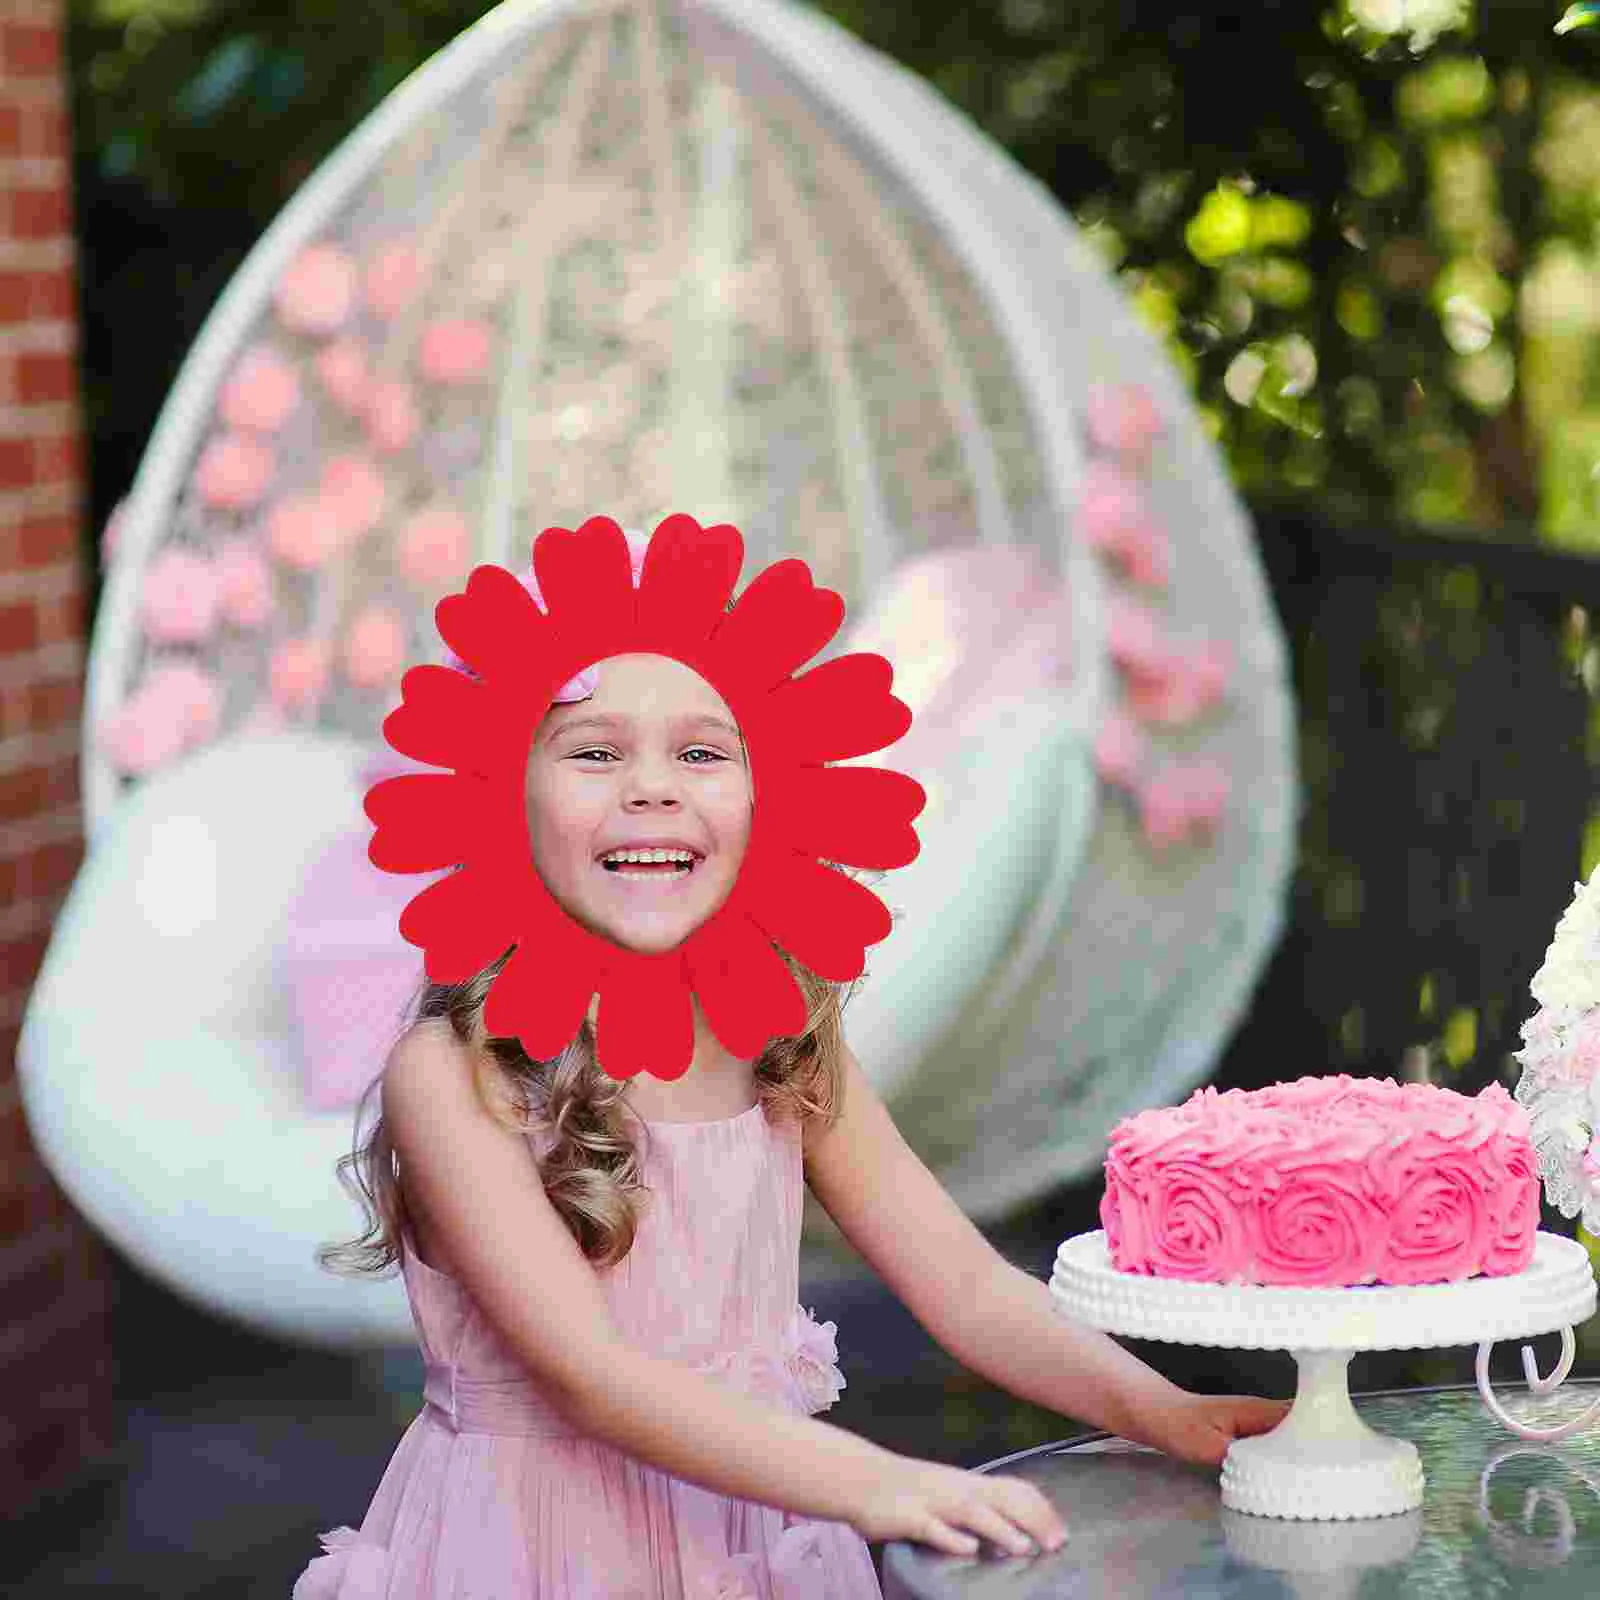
xmin=601 ymin=860 xmax=696 ymax=877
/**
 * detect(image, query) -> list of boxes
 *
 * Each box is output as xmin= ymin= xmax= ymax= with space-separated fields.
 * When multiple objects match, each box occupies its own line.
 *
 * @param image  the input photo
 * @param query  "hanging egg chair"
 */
xmin=20 ymin=0 xmax=1290 ymax=1348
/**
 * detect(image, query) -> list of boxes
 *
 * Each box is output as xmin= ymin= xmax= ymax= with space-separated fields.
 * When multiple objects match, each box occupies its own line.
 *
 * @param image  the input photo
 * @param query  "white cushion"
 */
xmin=19 ymin=731 xmax=414 ymax=1348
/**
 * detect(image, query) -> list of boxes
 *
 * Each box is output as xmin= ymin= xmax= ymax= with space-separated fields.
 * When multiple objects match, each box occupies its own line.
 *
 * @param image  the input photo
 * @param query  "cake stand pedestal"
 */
xmin=1051 ymin=1230 xmax=1598 ymax=1521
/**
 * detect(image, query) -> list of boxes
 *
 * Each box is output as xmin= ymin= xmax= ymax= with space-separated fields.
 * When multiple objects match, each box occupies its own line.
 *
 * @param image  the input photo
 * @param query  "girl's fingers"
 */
xmin=921 ymin=1515 xmax=980 ymax=1557
xmin=987 ymin=1477 xmax=1067 ymax=1550
xmin=955 ymin=1500 xmax=1040 ymax=1558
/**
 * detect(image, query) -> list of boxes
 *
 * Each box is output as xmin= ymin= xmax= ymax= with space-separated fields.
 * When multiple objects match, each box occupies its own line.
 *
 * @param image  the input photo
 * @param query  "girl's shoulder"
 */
xmin=390 ymin=1016 xmax=524 ymax=1122
xmin=384 ymin=1021 xmax=549 ymax=1279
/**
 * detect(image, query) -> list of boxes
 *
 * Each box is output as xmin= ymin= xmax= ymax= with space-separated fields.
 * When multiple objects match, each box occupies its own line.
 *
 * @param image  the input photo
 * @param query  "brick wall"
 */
xmin=0 ymin=0 xmax=116 ymax=1519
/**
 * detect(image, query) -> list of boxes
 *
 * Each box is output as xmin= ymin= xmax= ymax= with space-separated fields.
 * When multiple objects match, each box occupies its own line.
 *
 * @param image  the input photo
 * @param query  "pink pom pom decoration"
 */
xmin=141 ymin=548 xmax=220 ymax=644
xmin=342 ymin=606 xmax=408 ymax=689
xmin=1138 ymin=758 xmax=1231 ymax=850
xmin=418 ymin=318 xmax=492 ymax=384
xmin=144 ymin=659 xmax=223 ymax=743
xmin=1124 ymin=666 xmax=1190 ymax=725
xmin=1140 ymin=767 xmax=1192 ymax=852
xmin=396 ymin=505 xmax=469 ymax=590
xmin=213 ymin=536 xmax=275 ymax=628
xmin=1094 ymin=708 xmax=1148 ymax=789
xmin=1125 ymin=641 xmax=1231 ymax=726
xmin=98 ymin=693 xmax=188 ymax=775
xmin=1174 ymin=758 xmax=1231 ymax=828
xmin=320 ymin=454 xmax=386 ymax=539
xmin=1105 ymin=594 xmax=1167 ymax=676
xmin=364 ymin=240 xmax=424 ymax=320
xmin=1077 ymin=461 xmax=1145 ymax=554
xmin=267 ymin=494 xmax=340 ymax=571
xmin=315 ymin=337 xmax=371 ymax=414
xmin=364 ymin=380 xmax=419 ymax=454
xmin=1086 ymin=383 xmax=1163 ymax=460
xmin=1187 ymin=639 xmax=1233 ymax=704
xmin=219 ymin=345 xmax=300 ymax=434
xmin=193 ymin=434 xmax=274 ymax=511
xmin=1118 ymin=519 xmax=1171 ymax=588
xmin=1078 ymin=459 xmax=1171 ymax=585
xmin=101 ymin=657 xmax=225 ymax=775
xmin=275 ymin=243 xmax=357 ymax=337
xmin=270 ymin=637 xmax=331 ymax=714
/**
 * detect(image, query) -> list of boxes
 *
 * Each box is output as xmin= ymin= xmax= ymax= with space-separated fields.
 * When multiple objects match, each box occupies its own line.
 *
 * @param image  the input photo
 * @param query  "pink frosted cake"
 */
xmin=1100 ymin=1075 xmax=1541 ymax=1287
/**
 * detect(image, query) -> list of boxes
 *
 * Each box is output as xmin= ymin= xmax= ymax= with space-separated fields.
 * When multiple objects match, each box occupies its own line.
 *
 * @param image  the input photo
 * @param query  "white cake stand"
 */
xmin=1051 ymin=1229 xmax=1598 ymax=1521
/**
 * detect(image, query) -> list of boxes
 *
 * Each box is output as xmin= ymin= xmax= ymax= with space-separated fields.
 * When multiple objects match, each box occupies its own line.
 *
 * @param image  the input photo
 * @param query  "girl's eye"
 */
xmin=568 ymin=747 xmax=729 ymax=765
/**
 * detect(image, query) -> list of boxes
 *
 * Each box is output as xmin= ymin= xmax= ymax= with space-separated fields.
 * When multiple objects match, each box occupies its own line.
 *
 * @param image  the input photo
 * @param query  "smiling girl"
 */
xmin=298 ymin=549 xmax=1284 ymax=1600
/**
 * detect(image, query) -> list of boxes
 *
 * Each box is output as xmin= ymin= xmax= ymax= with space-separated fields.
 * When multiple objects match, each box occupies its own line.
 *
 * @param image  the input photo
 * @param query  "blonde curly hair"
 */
xmin=317 ymin=939 xmax=858 ymax=1274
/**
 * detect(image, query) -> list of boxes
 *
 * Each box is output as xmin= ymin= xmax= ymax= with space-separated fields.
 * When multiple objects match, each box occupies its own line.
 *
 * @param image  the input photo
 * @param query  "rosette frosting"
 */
xmin=1100 ymin=1075 xmax=1539 ymax=1286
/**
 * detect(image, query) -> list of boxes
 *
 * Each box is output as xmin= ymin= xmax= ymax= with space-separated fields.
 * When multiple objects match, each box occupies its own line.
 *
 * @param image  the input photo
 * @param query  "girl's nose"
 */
xmin=622 ymin=758 xmax=684 ymax=806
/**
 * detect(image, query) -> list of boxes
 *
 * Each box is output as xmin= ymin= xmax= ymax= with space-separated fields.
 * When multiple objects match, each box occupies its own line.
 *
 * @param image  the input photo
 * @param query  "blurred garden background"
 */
xmin=14 ymin=0 xmax=1600 ymax=1591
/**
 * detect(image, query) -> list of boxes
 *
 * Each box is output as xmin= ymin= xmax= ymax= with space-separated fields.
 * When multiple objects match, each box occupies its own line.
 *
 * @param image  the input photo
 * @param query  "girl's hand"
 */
xmin=854 ymin=1455 xmax=1067 ymax=1558
xmin=1137 ymin=1391 xmax=1291 ymax=1468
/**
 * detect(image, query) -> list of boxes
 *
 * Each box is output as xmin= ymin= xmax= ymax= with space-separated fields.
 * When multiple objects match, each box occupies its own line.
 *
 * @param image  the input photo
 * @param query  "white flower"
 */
xmin=1517 ymin=868 xmax=1600 ymax=1237
xmin=786 ymin=1308 xmax=845 ymax=1413
xmin=1529 ymin=875 xmax=1600 ymax=1010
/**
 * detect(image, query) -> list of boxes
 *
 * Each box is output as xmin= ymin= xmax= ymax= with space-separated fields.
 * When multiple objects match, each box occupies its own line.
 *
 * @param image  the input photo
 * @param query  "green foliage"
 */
xmin=805 ymin=3 xmax=1600 ymax=539
xmin=68 ymin=0 xmax=496 ymax=217
xmin=1441 ymin=1005 xmax=1476 ymax=1068
xmin=62 ymin=0 xmax=1600 ymax=545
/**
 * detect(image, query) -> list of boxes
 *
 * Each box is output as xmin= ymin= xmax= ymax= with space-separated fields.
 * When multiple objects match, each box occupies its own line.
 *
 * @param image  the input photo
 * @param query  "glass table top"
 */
xmin=882 ymin=1382 xmax=1600 ymax=1598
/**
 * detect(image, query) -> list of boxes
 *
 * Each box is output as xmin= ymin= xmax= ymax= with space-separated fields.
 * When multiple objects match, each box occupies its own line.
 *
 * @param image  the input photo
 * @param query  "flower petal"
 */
xmin=364 ymin=771 xmax=497 ymax=872
xmin=591 ymin=954 xmax=696 ymax=1080
xmin=687 ymin=922 xmax=811 ymax=1061
xmin=528 ymin=517 xmax=643 ymax=666
xmin=730 ymin=904 xmax=864 ymax=991
xmin=753 ymin=854 xmax=893 ymax=962
xmin=764 ymin=652 xmax=912 ymax=765
xmin=711 ymin=559 xmax=846 ymax=693
xmin=434 ymin=564 xmax=550 ymax=686
xmin=389 ymin=863 xmax=525 ymax=981
xmin=635 ymin=512 xmax=742 ymax=641
xmin=381 ymin=665 xmax=498 ymax=774
xmin=485 ymin=935 xmax=597 ymax=1062
xmin=764 ymin=765 xmax=924 ymax=871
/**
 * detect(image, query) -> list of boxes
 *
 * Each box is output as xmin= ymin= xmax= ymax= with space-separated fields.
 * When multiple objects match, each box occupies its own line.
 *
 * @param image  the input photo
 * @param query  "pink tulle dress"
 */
xmin=293 ymin=1101 xmax=883 ymax=1598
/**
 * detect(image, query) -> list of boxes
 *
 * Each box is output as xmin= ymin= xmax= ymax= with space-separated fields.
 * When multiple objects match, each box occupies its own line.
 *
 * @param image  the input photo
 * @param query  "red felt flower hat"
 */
xmin=364 ymin=512 xmax=926 ymax=1081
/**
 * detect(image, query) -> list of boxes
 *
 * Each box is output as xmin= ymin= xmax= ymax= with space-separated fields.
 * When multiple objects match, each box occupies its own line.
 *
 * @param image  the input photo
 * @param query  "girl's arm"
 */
xmin=381 ymin=1025 xmax=1066 ymax=1557
xmin=804 ymin=1045 xmax=1284 ymax=1459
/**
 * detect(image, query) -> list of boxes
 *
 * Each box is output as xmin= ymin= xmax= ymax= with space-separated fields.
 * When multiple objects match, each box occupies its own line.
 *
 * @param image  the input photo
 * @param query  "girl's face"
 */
xmin=525 ymin=653 xmax=753 ymax=955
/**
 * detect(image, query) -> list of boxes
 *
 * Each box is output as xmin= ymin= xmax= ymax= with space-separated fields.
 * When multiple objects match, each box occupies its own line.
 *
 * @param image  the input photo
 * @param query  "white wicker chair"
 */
xmin=21 ymin=0 xmax=1288 ymax=1346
